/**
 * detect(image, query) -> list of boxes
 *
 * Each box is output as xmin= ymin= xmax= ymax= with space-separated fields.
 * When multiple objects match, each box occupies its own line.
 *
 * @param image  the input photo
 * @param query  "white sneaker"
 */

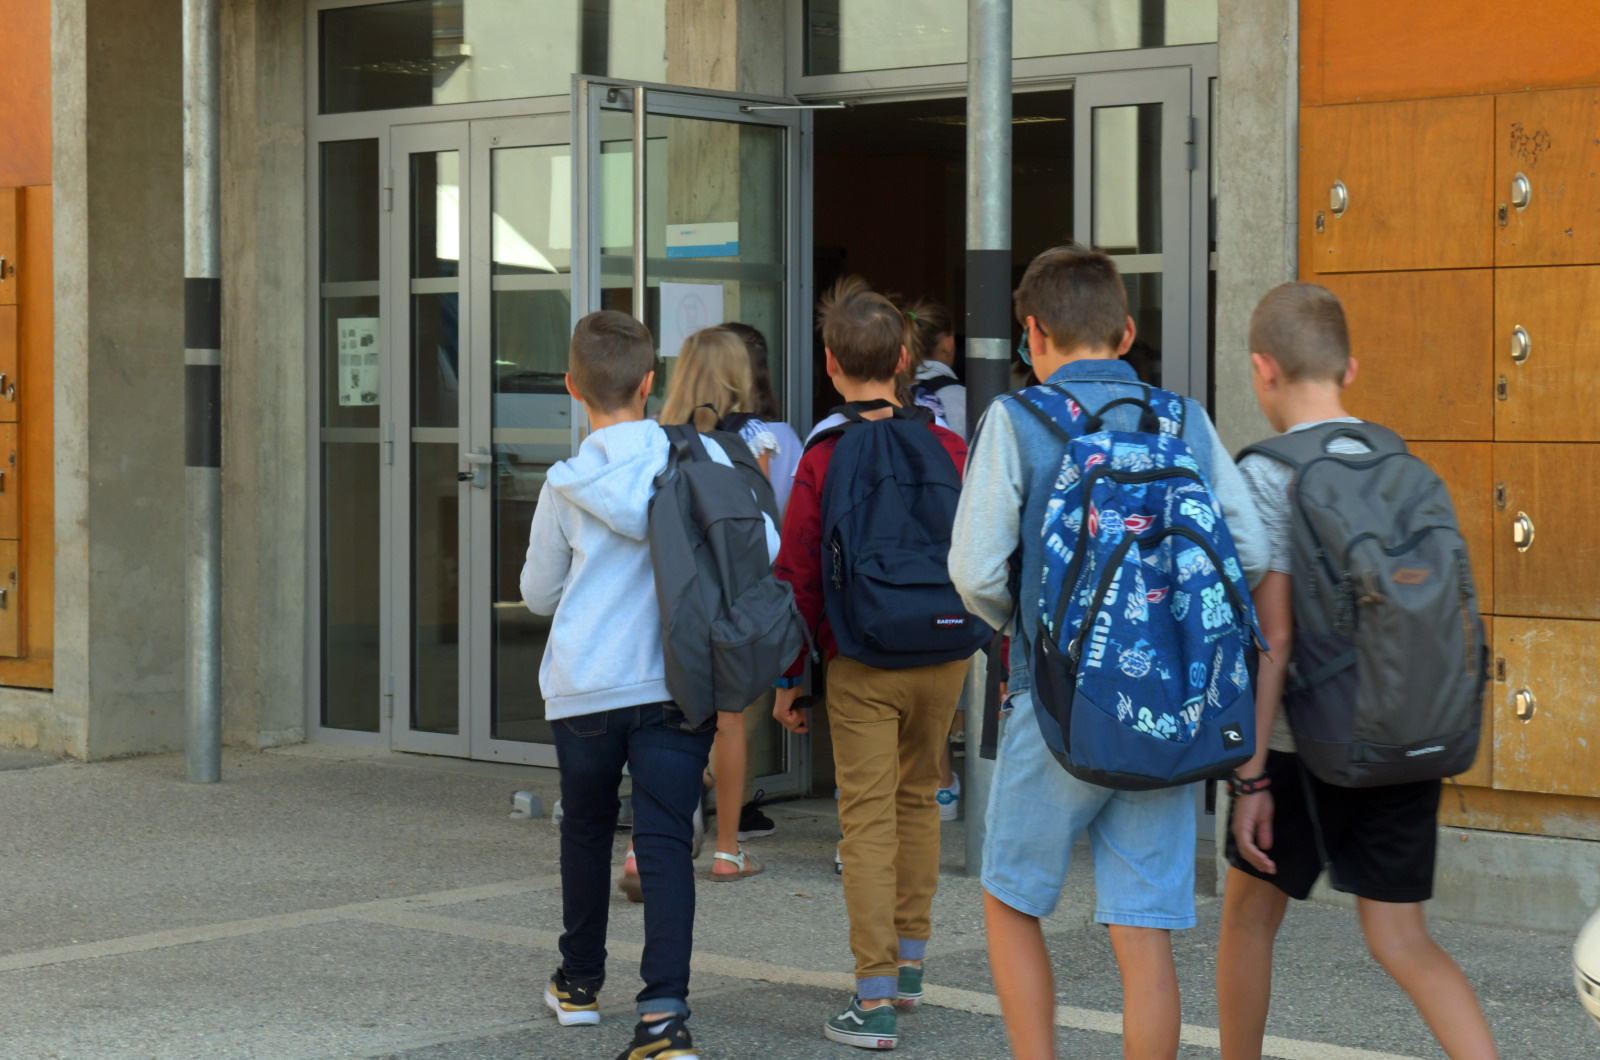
xmin=834 ymin=843 xmax=844 ymax=875
xmin=936 ymin=774 xmax=961 ymax=822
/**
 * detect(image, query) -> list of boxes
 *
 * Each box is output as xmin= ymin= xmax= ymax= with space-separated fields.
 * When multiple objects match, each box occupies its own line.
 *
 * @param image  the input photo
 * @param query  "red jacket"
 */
xmin=775 ymin=420 xmax=969 ymax=677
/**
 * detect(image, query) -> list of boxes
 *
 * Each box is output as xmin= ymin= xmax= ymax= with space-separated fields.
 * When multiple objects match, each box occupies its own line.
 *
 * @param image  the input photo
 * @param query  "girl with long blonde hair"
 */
xmin=615 ymin=327 xmax=780 ymax=899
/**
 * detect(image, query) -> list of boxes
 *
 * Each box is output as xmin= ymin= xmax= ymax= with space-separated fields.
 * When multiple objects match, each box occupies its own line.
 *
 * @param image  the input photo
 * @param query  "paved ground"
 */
xmin=1 ymin=745 xmax=1593 ymax=1059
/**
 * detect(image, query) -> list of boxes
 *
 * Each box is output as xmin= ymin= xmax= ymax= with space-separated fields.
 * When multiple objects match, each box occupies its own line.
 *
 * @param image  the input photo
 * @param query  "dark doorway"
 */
xmin=810 ymin=89 xmax=1076 ymax=421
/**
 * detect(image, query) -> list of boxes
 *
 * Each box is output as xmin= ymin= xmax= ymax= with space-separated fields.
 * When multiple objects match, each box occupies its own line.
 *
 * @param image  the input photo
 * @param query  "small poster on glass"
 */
xmin=337 ymin=317 xmax=380 ymax=407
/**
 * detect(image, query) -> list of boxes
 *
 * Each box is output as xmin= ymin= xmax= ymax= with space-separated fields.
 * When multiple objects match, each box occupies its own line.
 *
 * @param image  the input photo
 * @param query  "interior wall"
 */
xmin=0 ymin=0 xmax=51 ymax=189
xmin=814 ymin=151 xmax=949 ymax=304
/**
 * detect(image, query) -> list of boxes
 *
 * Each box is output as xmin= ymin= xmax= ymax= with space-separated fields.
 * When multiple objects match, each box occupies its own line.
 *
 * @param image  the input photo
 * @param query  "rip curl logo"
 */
xmin=1083 ymin=452 xmax=1107 ymax=471
xmin=1146 ymin=587 xmax=1168 ymax=604
xmin=1200 ymin=584 xmax=1231 ymax=630
xmin=1134 ymin=707 xmax=1179 ymax=740
xmin=1118 ymin=641 xmax=1154 ymax=678
xmin=1067 ymin=398 xmax=1083 ymax=419
xmin=1123 ymin=514 xmax=1154 ymax=534
xmin=1188 ymin=661 xmax=1208 ymax=688
xmin=1220 ymin=723 xmax=1245 ymax=747
xmin=1085 ymin=565 xmax=1124 ymax=669
xmin=1179 ymin=497 xmax=1216 ymax=532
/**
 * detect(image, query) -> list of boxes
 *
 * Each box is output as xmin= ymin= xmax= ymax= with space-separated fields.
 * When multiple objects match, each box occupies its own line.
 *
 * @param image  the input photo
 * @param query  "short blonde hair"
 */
xmin=658 ymin=327 xmax=756 ymax=432
xmin=1249 ymin=283 xmax=1350 ymax=383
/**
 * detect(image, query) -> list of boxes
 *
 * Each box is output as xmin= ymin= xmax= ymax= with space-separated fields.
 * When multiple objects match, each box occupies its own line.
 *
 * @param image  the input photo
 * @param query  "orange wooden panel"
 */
xmin=0 ymin=306 xmax=14 ymax=424
xmin=1298 ymin=0 xmax=1325 ymax=108
xmin=0 ymin=423 xmax=20 ymax=541
xmin=1409 ymin=442 xmax=1492 ymax=616
xmin=1495 ymin=89 xmax=1600 ymax=267
xmin=0 ymin=539 xmax=21 ymax=658
xmin=1493 ymin=616 xmax=1600 ymax=797
xmin=1495 ymin=266 xmax=1600 ymax=441
xmin=0 ymin=185 xmax=52 ymax=687
xmin=0 ymin=189 xmax=17 ymax=305
xmin=1493 ymin=444 xmax=1600 ymax=620
xmin=1438 ymin=787 xmax=1600 ymax=841
xmin=0 ymin=0 xmax=50 ymax=188
xmin=1454 ymin=615 xmax=1493 ymax=787
xmin=1312 ymin=0 xmax=1600 ymax=106
xmin=1322 ymin=271 xmax=1493 ymax=440
xmin=1305 ymin=98 xmax=1494 ymax=274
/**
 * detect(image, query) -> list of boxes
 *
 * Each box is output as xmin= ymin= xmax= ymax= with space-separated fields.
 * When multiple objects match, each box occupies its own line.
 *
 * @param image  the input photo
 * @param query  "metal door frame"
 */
xmin=387 ymin=119 xmax=473 ymax=757
xmin=465 ymin=113 xmax=571 ymax=767
xmin=572 ymin=75 xmax=815 ymax=795
xmin=1073 ymin=66 xmax=1199 ymax=397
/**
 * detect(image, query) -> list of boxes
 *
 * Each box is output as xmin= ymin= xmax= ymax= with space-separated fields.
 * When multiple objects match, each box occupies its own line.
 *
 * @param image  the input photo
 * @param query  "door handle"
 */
xmin=1511 ymin=171 xmax=1532 ymax=211
xmin=1510 ymin=326 xmax=1531 ymax=364
xmin=1329 ymin=180 xmax=1349 ymax=217
xmin=460 ymin=447 xmax=492 ymax=489
xmin=1513 ymin=686 xmax=1536 ymax=722
xmin=1512 ymin=511 xmax=1535 ymax=552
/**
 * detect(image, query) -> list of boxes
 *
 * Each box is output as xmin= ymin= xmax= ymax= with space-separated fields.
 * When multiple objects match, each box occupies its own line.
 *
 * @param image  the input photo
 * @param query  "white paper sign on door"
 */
xmin=337 ymin=317 xmax=380 ymax=406
xmin=658 ymin=282 xmax=725 ymax=358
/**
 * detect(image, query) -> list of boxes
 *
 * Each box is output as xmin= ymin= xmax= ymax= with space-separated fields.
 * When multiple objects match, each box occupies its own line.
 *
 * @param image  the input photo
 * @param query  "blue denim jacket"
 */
xmin=949 ymin=358 xmax=1269 ymax=694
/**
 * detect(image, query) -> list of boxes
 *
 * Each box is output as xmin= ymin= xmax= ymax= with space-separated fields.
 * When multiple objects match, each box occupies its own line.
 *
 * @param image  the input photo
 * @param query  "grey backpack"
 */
xmin=1240 ymin=422 xmax=1486 ymax=787
xmin=648 ymin=424 xmax=807 ymax=731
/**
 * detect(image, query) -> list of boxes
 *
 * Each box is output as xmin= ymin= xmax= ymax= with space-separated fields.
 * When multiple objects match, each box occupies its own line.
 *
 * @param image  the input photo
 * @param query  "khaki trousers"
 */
xmin=827 ymin=654 xmax=971 ymax=994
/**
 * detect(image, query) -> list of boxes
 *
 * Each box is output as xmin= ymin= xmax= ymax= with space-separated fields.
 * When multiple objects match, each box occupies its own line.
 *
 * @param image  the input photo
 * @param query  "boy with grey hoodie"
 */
xmin=521 ymin=310 xmax=775 ymax=1060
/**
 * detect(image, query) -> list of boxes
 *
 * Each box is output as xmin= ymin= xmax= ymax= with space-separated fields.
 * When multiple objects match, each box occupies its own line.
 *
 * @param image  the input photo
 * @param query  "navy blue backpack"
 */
xmin=808 ymin=401 xmax=989 ymax=670
xmin=1008 ymin=383 xmax=1262 ymax=790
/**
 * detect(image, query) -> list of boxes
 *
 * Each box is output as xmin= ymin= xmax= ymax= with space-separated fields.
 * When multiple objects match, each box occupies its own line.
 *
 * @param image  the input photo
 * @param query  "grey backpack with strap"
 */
xmin=1239 ymin=422 xmax=1486 ymax=787
xmin=648 ymin=423 xmax=807 ymax=731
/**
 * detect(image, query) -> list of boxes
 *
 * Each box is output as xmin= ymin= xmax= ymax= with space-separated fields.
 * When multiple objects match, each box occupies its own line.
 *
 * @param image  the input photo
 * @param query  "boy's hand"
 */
xmin=773 ymin=686 xmax=808 ymax=733
xmin=1232 ymin=791 xmax=1277 ymax=875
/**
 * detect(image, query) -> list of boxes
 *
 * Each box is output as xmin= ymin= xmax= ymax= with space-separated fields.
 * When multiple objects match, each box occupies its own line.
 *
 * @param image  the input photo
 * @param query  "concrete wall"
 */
xmin=220 ymin=0 xmax=308 ymax=749
xmin=20 ymin=0 xmax=304 ymax=760
xmin=1212 ymin=0 xmax=1293 ymax=452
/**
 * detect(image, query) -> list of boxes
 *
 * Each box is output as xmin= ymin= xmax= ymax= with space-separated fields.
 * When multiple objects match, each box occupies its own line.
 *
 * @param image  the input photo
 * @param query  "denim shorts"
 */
xmin=982 ymin=690 xmax=1197 ymax=929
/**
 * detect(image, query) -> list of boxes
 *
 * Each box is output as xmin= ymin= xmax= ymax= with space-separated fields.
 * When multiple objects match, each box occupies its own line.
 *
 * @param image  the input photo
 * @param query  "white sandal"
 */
xmin=709 ymin=847 xmax=764 ymax=881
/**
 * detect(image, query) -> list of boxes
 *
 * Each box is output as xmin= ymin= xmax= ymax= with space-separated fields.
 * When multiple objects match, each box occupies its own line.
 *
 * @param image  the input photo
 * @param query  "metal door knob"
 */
xmin=1510 ymin=326 xmax=1531 ymax=364
xmin=1330 ymin=180 xmax=1349 ymax=217
xmin=1513 ymin=687 xmax=1537 ymax=722
xmin=1511 ymin=172 xmax=1532 ymax=211
xmin=1512 ymin=511 xmax=1535 ymax=552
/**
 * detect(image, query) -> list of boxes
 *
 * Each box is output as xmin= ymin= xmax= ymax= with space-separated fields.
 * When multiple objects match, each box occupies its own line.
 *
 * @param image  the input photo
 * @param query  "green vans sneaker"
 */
xmin=896 ymin=964 xmax=923 ymax=1010
xmin=823 ymin=996 xmax=899 ymax=1050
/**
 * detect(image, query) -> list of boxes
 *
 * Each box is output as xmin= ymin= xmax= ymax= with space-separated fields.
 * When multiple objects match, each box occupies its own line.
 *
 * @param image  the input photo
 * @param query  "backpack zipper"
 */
xmin=1064 ymin=525 xmax=1251 ymax=661
xmin=1055 ymin=465 xmax=1205 ymax=635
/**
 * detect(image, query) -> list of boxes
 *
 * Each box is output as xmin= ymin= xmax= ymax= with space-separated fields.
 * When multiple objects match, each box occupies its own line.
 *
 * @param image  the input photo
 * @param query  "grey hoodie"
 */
xmin=521 ymin=418 xmax=778 ymax=721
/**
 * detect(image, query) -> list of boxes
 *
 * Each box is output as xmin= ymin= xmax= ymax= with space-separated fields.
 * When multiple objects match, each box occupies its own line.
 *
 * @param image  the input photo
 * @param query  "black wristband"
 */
xmin=1227 ymin=773 xmax=1272 ymax=797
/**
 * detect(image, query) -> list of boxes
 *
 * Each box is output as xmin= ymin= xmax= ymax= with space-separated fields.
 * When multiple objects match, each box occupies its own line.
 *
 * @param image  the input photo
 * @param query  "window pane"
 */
xmin=320 ymin=0 xmax=668 ymax=114
xmin=319 ymin=140 xmax=382 ymax=732
xmin=804 ymin=0 xmax=1218 ymax=76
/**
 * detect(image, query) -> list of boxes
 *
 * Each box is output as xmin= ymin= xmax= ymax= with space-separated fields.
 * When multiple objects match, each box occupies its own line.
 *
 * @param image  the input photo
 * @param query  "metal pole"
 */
xmin=183 ymin=0 xmax=222 ymax=783
xmin=964 ymin=0 xmax=1012 ymax=875
xmin=631 ymin=86 xmax=648 ymax=322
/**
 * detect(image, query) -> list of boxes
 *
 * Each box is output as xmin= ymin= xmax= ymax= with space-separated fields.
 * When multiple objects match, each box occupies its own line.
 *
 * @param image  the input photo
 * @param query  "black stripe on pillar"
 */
xmin=185 ymin=277 xmax=222 ymax=351
xmin=186 ymin=364 xmax=221 ymax=468
xmin=965 ymin=248 xmax=1012 ymax=339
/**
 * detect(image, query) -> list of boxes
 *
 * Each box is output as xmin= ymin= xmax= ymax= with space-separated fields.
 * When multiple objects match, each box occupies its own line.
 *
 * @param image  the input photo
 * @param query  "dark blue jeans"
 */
xmin=553 ymin=701 xmax=713 ymax=1018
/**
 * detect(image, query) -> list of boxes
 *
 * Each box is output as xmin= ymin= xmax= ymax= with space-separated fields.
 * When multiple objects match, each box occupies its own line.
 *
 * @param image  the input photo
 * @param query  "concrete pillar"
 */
xmin=1212 ymin=0 xmax=1297 ymax=888
xmin=1213 ymin=0 xmax=1296 ymax=456
xmin=220 ymin=0 xmax=307 ymax=749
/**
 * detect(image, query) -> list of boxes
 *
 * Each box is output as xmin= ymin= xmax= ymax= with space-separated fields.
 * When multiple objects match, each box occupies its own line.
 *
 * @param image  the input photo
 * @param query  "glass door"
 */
xmin=572 ymin=77 xmax=813 ymax=795
xmin=1073 ymin=68 xmax=1197 ymax=394
xmin=387 ymin=116 xmax=573 ymax=763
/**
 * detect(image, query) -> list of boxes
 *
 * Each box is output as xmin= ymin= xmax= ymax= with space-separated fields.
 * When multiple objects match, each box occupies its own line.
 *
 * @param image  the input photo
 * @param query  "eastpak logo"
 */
xmin=1405 ymin=745 xmax=1445 ymax=757
xmin=933 ymin=615 xmax=968 ymax=629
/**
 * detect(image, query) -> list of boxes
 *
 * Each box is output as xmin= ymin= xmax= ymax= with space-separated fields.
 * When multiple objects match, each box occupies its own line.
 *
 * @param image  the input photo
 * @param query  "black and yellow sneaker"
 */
xmin=543 ymin=967 xmax=602 ymax=1026
xmin=614 ymin=1014 xmax=699 ymax=1059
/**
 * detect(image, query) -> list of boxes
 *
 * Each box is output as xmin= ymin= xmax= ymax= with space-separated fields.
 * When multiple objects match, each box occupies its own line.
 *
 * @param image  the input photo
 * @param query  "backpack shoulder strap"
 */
xmin=717 ymin=411 xmax=757 ymax=436
xmin=703 ymin=428 xmax=781 ymax=524
xmin=916 ymin=375 xmax=960 ymax=397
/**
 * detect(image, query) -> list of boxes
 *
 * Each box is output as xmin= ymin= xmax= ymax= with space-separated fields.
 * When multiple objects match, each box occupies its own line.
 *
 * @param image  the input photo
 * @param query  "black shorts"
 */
xmin=1224 ymin=750 xmax=1441 ymax=904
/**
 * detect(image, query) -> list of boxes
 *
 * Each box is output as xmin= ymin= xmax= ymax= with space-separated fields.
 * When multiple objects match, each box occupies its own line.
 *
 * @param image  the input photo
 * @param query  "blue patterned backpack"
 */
xmin=1008 ymin=383 xmax=1262 ymax=790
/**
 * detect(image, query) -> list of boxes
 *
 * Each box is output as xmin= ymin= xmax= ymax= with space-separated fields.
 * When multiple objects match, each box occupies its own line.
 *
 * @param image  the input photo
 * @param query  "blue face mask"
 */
xmin=1017 ymin=331 xmax=1033 ymax=368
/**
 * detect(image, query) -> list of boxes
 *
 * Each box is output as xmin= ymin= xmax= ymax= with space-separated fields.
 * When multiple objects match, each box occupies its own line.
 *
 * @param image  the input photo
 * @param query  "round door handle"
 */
xmin=1512 ymin=511 xmax=1535 ymax=552
xmin=1330 ymin=179 xmax=1349 ymax=217
xmin=1510 ymin=325 xmax=1531 ymax=364
xmin=1511 ymin=172 xmax=1532 ymax=211
xmin=1513 ymin=687 xmax=1537 ymax=722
